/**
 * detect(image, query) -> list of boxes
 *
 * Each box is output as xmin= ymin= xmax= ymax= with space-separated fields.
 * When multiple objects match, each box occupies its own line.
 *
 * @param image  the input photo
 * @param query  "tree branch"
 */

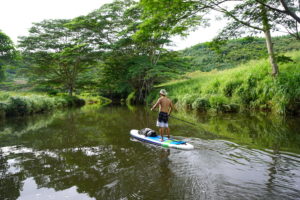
xmin=279 ymin=0 xmax=300 ymax=23
xmin=255 ymin=0 xmax=300 ymax=23
xmin=211 ymin=3 xmax=264 ymax=31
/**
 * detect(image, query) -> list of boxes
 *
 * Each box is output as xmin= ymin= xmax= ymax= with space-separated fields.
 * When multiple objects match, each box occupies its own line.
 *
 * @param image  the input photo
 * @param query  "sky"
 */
xmin=0 ymin=0 xmax=224 ymax=50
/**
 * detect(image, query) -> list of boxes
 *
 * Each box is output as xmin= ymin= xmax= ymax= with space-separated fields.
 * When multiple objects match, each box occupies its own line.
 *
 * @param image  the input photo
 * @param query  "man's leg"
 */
xmin=166 ymin=127 xmax=170 ymax=139
xmin=159 ymin=127 xmax=163 ymax=141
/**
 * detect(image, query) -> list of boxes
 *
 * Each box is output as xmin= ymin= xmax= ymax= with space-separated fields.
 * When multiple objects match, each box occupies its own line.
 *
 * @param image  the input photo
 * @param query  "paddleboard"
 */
xmin=130 ymin=129 xmax=194 ymax=150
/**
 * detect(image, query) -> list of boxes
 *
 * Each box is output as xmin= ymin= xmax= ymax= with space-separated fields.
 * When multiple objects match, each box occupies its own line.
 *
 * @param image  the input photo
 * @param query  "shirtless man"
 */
xmin=151 ymin=89 xmax=173 ymax=141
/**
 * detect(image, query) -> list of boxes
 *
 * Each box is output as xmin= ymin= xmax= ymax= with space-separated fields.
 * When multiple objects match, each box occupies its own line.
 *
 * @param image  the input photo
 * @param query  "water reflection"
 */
xmin=0 ymin=105 xmax=299 ymax=199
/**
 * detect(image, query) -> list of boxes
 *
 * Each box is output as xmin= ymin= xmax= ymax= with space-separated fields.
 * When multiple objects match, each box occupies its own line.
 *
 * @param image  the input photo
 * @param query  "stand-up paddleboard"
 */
xmin=130 ymin=129 xmax=194 ymax=150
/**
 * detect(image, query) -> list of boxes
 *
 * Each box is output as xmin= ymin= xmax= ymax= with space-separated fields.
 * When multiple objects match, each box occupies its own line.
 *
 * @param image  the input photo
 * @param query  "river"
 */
xmin=0 ymin=105 xmax=300 ymax=200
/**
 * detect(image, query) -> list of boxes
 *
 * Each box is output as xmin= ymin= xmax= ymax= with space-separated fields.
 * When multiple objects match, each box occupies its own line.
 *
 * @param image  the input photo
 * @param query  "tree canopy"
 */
xmin=0 ymin=31 xmax=17 ymax=82
xmin=18 ymin=19 xmax=97 ymax=95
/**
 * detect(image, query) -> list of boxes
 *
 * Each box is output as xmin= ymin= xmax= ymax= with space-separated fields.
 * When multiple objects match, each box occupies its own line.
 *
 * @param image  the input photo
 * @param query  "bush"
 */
xmin=180 ymin=94 xmax=198 ymax=109
xmin=192 ymin=97 xmax=210 ymax=111
xmin=223 ymin=80 xmax=243 ymax=97
xmin=209 ymin=95 xmax=229 ymax=112
xmin=0 ymin=92 xmax=85 ymax=117
xmin=6 ymin=97 xmax=29 ymax=116
xmin=61 ymin=95 xmax=85 ymax=107
xmin=0 ymin=92 xmax=10 ymax=101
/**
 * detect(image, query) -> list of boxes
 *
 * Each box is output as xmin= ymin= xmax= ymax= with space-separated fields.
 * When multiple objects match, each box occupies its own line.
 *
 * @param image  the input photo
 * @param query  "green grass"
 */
xmin=0 ymin=92 xmax=85 ymax=117
xmin=148 ymin=51 xmax=300 ymax=115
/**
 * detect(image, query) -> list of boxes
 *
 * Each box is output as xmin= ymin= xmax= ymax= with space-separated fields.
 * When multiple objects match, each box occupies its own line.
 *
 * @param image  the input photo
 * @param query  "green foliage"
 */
xmin=192 ymin=97 xmax=210 ymax=111
xmin=0 ymin=31 xmax=17 ymax=82
xmin=150 ymin=51 xmax=300 ymax=115
xmin=68 ymin=0 xmax=183 ymax=101
xmin=126 ymin=91 xmax=136 ymax=105
xmin=223 ymin=80 xmax=243 ymax=97
xmin=0 ymin=92 xmax=85 ymax=117
xmin=18 ymin=19 xmax=96 ymax=96
xmin=178 ymin=94 xmax=198 ymax=109
xmin=0 ymin=31 xmax=16 ymax=63
xmin=0 ymin=66 xmax=5 ymax=82
xmin=137 ymin=0 xmax=208 ymax=41
xmin=276 ymin=54 xmax=294 ymax=64
xmin=181 ymin=35 xmax=300 ymax=71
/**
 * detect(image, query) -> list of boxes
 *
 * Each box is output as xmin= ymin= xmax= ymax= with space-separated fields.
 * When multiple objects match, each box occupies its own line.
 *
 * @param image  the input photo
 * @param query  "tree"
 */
xmin=212 ymin=0 xmax=281 ymax=75
xmin=138 ymin=0 xmax=291 ymax=76
xmin=18 ymin=19 xmax=96 ymax=95
xmin=69 ymin=0 xmax=184 ymax=101
xmin=69 ymin=0 xmax=142 ymax=99
xmin=0 ymin=31 xmax=16 ymax=82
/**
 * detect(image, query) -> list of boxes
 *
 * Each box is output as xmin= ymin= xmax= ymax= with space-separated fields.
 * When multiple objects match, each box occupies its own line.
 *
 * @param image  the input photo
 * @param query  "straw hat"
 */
xmin=159 ymin=89 xmax=167 ymax=96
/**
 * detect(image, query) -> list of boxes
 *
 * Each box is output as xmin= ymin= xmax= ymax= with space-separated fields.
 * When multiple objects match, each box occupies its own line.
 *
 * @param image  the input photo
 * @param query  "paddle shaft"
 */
xmin=169 ymin=115 xmax=196 ymax=126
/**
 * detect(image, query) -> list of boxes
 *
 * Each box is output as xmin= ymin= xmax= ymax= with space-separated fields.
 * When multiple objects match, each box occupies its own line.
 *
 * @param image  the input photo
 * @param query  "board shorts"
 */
xmin=156 ymin=112 xmax=169 ymax=128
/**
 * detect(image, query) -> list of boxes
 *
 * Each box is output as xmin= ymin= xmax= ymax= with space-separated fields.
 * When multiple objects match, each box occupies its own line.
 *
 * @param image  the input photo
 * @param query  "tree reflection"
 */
xmin=0 ymin=149 xmax=25 ymax=200
xmin=0 ymin=107 xmax=175 ymax=199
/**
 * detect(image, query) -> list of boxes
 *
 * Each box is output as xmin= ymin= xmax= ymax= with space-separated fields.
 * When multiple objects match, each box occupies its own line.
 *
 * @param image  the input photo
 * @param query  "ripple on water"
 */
xmin=160 ymin=138 xmax=300 ymax=200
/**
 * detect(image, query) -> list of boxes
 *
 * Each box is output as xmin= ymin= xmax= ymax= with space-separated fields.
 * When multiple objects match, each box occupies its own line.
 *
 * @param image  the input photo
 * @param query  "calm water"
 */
xmin=0 ymin=105 xmax=300 ymax=200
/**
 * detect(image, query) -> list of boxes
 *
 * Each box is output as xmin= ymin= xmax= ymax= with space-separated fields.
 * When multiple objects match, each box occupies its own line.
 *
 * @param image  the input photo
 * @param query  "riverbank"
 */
xmin=147 ymin=51 xmax=300 ymax=115
xmin=0 ymin=92 xmax=85 ymax=117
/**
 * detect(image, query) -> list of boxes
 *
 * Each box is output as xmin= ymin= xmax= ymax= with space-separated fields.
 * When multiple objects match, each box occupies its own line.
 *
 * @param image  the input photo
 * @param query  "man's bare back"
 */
xmin=155 ymin=96 xmax=173 ymax=114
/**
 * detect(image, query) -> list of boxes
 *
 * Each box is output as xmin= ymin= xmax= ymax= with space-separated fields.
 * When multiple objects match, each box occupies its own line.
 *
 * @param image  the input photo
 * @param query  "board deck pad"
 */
xmin=148 ymin=136 xmax=186 ymax=144
xmin=130 ymin=129 xmax=194 ymax=150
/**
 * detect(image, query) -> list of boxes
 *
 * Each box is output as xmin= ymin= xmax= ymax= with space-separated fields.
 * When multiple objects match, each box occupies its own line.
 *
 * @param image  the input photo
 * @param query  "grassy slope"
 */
xmin=182 ymin=35 xmax=300 ymax=71
xmin=148 ymin=51 xmax=300 ymax=115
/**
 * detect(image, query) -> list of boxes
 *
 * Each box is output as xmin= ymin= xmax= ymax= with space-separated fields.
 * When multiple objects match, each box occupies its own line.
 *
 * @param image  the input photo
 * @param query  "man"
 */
xmin=151 ymin=89 xmax=173 ymax=141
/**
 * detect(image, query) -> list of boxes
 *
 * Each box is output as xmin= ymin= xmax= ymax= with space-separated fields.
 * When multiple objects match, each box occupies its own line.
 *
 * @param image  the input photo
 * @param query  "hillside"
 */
xmin=148 ymin=51 xmax=300 ymax=115
xmin=181 ymin=35 xmax=300 ymax=71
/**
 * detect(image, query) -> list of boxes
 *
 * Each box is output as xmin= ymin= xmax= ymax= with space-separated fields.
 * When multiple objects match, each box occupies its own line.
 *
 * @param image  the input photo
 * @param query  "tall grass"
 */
xmin=0 ymin=92 xmax=85 ymax=117
xmin=148 ymin=51 xmax=300 ymax=115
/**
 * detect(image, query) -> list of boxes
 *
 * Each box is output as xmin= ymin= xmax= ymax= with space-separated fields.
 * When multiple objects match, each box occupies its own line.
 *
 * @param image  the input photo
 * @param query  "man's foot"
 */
xmin=161 ymin=139 xmax=164 ymax=142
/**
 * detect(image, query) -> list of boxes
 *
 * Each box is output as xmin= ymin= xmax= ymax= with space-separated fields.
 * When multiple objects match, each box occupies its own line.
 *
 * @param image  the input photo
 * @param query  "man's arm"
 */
xmin=151 ymin=98 xmax=161 ymax=111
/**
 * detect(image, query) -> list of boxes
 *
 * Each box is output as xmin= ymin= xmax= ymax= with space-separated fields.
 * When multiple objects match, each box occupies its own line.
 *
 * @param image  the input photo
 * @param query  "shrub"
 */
xmin=181 ymin=94 xmax=198 ymax=109
xmin=0 ymin=92 xmax=10 ymax=101
xmin=1 ymin=92 xmax=85 ymax=117
xmin=192 ymin=97 xmax=210 ymax=111
xmin=209 ymin=95 xmax=228 ymax=112
xmin=223 ymin=80 xmax=243 ymax=97
xmin=205 ymin=79 xmax=220 ymax=94
xmin=6 ymin=97 xmax=29 ymax=116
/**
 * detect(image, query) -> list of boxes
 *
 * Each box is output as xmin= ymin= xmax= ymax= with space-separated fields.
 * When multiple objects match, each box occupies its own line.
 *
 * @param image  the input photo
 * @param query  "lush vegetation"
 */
xmin=148 ymin=51 xmax=300 ymax=115
xmin=1 ymin=0 xmax=300 ymax=116
xmin=0 ymin=92 xmax=85 ymax=117
xmin=181 ymin=35 xmax=300 ymax=71
xmin=138 ymin=0 xmax=299 ymax=76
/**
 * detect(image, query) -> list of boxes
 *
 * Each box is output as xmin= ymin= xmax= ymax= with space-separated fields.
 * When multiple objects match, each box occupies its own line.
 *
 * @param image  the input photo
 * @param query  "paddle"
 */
xmin=168 ymin=115 xmax=197 ymax=126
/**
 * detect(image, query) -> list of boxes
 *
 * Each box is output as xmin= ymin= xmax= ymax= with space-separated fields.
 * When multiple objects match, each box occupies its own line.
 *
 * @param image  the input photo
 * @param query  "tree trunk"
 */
xmin=68 ymin=87 xmax=73 ymax=96
xmin=264 ymin=29 xmax=279 ymax=76
xmin=261 ymin=4 xmax=279 ymax=76
xmin=0 ymin=65 xmax=5 ymax=82
xmin=68 ymin=83 xmax=74 ymax=96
